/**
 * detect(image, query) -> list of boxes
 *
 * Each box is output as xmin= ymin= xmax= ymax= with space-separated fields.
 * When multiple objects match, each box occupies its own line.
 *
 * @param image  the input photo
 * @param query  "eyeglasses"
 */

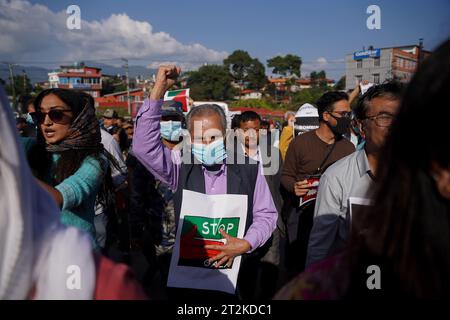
xmin=364 ymin=113 xmax=395 ymax=127
xmin=35 ymin=109 xmax=73 ymax=124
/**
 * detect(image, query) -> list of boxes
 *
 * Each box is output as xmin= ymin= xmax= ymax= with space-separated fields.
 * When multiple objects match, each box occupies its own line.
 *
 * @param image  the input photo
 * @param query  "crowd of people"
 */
xmin=0 ymin=38 xmax=449 ymax=300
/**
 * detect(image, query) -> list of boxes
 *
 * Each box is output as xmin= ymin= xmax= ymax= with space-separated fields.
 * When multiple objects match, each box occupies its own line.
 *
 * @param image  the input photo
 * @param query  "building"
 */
xmin=48 ymin=62 xmax=102 ymax=97
xmin=345 ymin=43 xmax=431 ymax=90
xmin=94 ymin=88 xmax=145 ymax=109
xmin=293 ymin=78 xmax=335 ymax=91
xmin=234 ymin=89 xmax=263 ymax=100
xmin=268 ymin=77 xmax=335 ymax=93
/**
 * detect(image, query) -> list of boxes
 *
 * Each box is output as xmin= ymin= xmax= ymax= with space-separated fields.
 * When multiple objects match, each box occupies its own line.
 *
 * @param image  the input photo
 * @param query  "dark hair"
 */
xmin=316 ymin=91 xmax=349 ymax=121
xmin=17 ymin=94 xmax=34 ymax=115
xmin=30 ymin=89 xmax=116 ymax=207
xmin=346 ymin=39 xmax=450 ymax=298
xmin=34 ymin=88 xmax=89 ymax=121
xmin=110 ymin=126 xmax=129 ymax=152
xmin=354 ymin=82 xmax=404 ymax=120
xmin=231 ymin=114 xmax=241 ymax=130
xmin=260 ymin=119 xmax=270 ymax=129
xmin=239 ymin=111 xmax=261 ymax=124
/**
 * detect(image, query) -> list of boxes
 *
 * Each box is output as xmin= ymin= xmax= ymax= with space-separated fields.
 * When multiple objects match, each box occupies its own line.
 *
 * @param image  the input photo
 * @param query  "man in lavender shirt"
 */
xmin=132 ymin=65 xmax=277 ymax=298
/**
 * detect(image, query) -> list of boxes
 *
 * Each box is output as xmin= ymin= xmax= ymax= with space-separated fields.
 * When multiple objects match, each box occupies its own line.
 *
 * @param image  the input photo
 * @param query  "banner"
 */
xmin=167 ymin=190 xmax=248 ymax=294
xmin=353 ymin=48 xmax=381 ymax=60
xmin=164 ymin=89 xmax=190 ymax=112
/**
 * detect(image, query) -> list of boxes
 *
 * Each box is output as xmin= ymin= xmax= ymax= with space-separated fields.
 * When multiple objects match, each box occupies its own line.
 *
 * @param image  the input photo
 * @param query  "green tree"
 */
xmin=246 ymin=59 xmax=267 ymax=90
xmin=5 ymin=74 xmax=32 ymax=97
xmin=230 ymin=98 xmax=275 ymax=109
xmin=310 ymin=70 xmax=327 ymax=88
xmin=187 ymin=65 xmax=237 ymax=101
xmin=101 ymin=76 xmax=127 ymax=95
xmin=224 ymin=50 xmax=267 ymax=90
xmin=33 ymin=84 xmax=45 ymax=95
xmin=290 ymin=87 xmax=326 ymax=110
xmin=267 ymin=54 xmax=302 ymax=78
xmin=335 ymin=76 xmax=346 ymax=90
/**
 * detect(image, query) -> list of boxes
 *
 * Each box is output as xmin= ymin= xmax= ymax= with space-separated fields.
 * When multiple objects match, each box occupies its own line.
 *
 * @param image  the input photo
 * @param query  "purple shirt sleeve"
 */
xmin=132 ymin=99 xmax=180 ymax=191
xmin=243 ymin=165 xmax=278 ymax=251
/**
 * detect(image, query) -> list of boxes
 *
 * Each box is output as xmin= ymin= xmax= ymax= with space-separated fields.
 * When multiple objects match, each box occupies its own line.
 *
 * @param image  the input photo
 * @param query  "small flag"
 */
xmin=164 ymin=89 xmax=190 ymax=112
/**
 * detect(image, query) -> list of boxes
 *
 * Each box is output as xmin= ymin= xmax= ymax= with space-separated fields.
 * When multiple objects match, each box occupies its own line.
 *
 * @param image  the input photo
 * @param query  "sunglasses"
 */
xmin=35 ymin=109 xmax=73 ymax=124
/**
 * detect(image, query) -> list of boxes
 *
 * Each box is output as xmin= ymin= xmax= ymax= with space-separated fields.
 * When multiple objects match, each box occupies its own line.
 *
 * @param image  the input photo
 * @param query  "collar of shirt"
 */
xmin=356 ymin=149 xmax=374 ymax=180
xmin=202 ymin=163 xmax=226 ymax=177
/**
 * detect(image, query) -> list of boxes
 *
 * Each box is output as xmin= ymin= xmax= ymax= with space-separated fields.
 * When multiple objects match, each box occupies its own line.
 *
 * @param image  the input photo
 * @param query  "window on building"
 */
xmin=374 ymin=57 xmax=380 ymax=67
xmin=357 ymin=60 xmax=362 ymax=69
xmin=373 ymin=74 xmax=380 ymax=84
xmin=355 ymin=75 xmax=363 ymax=83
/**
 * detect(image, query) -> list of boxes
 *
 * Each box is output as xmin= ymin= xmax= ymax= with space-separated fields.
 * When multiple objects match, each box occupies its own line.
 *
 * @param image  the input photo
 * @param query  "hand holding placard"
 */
xmin=205 ymin=229 xmax=252 ymax=268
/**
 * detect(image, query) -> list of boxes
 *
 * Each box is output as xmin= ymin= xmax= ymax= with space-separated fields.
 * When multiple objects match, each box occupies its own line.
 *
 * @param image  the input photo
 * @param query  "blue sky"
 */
xmin=6 ymin=0 xmax=450 ymax=79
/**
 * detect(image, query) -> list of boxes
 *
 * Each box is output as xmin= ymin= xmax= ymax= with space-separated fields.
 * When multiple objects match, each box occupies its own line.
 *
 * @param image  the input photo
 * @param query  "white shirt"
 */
xmin=100 ymin=129 xmax=127 ymax=188
xmin=95 ymin=130 xmax=128 ymax=216
xmin=306 ymin=149 xmax=375 ymax=267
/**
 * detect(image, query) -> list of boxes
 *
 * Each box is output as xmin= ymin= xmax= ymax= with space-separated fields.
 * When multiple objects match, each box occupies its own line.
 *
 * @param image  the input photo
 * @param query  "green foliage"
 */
xmin=224 ymin=50 xmax=267 ymax=90
xmin=289 ymin=87 xmax=327 ymax=110
xmin=246 ymin=59 xmax=267 ymax=90
xmin=230 ymin=99 xmax=275 ymax=109
xmin=187 ymin=65 xmax=237 ymax=101
xmin=267 ymin=54 xmax=302 ymax=77
xmin=310 ymin=70 xmax=327 ymax=88
xmin=101 ymin=76 xmax=127 ymax=95
xmin=335 ymin=76 xmax=346 ymax=90
xmin=4 ymin=74 xmax=32 ymax=96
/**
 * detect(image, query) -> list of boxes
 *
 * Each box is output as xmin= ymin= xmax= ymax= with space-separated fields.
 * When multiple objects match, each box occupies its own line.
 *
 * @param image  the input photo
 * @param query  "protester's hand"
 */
xmin=294 ymin=179 xmax=311 ymax=197
xmin=204 ymin=229 xmax=251 ymax=268
xmin=150 ymin=65 xmax=181 ymax=100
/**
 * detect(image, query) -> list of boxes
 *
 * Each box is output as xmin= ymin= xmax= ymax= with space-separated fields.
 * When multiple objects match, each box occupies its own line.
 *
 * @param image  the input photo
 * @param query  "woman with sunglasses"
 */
xmin=27 ymin=88 xmax=114 ymax=247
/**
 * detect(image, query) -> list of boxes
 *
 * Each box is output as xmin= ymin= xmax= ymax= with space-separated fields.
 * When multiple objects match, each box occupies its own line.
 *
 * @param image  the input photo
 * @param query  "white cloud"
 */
xmin=316 ymin=57 xmax=327 ymax=66
xmin=0 ymin=0 xmax=227 ymax=69
xmin=302 ymin=57 xmax=328 ymax=72
xmin=301 ymin=57 xmax=345 ymax=79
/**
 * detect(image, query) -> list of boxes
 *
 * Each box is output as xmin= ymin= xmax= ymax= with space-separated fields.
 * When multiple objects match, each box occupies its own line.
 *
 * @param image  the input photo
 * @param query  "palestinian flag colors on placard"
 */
xmin=178 ymin=215 xmax=239 ymax=269
xmin=164 ymin=89 xmax=190 ymax=112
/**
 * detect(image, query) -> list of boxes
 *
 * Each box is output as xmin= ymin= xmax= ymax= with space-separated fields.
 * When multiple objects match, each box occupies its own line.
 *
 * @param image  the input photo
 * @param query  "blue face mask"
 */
xmin=160 ymin=120 xmax=182 ymax=142
xmin=191 ymin=138 xmax=227 ymax=166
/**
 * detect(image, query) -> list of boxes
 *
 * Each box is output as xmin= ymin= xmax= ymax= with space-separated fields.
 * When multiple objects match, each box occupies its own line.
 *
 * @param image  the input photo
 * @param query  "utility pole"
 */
xmin=121 ymin=58 xmax=131 ymax=115
xmin=22 ymin=69 xmax=27 ymax=93
xmin=2 ymin=62 xmax=17 ymax=111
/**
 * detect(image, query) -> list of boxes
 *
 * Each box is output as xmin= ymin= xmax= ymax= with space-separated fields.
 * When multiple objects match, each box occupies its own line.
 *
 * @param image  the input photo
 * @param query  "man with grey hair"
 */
xmin=132 ymin=65 xmax=277 ymax=300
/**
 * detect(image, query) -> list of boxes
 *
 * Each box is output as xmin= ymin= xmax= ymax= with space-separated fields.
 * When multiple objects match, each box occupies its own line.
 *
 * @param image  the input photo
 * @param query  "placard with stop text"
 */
xmin=167 ymin=190 xmax=248 ymax=294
